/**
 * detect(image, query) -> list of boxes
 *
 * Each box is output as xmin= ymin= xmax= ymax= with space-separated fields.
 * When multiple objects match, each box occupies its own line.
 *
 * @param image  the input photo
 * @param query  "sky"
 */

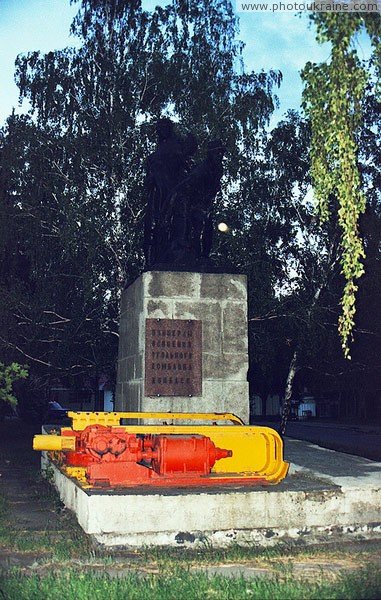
xmin=0 ymin=0 xmax=372 ymax=127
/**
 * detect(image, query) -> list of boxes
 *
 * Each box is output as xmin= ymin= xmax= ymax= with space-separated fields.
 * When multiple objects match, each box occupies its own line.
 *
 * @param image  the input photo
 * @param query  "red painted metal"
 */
xmin=61 ymin=425 xmax=235 ymax=487
xmin=151 ymin=435 xmax=231 ymax=476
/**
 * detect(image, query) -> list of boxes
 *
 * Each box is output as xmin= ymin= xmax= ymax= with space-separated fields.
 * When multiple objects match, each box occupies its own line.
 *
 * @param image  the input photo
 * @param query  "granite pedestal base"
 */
xmin=41 ymin=440 xmax=381 ymax=549
xmin=115 ymin=271 xmax=249 ymax=423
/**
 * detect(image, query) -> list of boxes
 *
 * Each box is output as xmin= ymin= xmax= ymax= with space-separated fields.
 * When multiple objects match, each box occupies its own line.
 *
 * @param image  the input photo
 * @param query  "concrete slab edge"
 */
xmin=43 ymin=456 xmax=381 ymax=549
xmin=91 ymin=523 xmax=381 ymax=549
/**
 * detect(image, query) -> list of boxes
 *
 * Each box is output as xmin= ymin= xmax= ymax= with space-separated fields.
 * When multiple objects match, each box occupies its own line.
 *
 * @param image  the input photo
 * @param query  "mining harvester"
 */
xmin=33 ymin=412 xmax=289 ymax=489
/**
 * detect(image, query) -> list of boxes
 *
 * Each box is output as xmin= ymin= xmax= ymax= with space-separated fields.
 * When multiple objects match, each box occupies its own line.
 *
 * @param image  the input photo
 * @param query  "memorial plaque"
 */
xmin=145 ymin=319 xmax=202 ymax=397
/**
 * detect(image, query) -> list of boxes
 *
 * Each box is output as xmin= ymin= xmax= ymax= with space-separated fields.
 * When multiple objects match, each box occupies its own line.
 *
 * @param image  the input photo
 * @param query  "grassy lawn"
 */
xmin=2 ymin=565 xmax=381 ymax=600
xmin=0 ymin=419 xmax=381 ymax=599
xmin=1 ymin=486 xmax=381 ymax=600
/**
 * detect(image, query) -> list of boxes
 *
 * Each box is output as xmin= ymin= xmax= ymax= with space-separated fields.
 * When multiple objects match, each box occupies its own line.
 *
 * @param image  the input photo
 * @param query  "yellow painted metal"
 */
xmin=33 ymin=434 xmax=76 ymax=452
xmin=65 ymin=466 xmax=88 ymax=484
xmin=65 ymin=411 xmax=288 ymax=484
xmin=67 ymin=411 xmax=244 ymax=430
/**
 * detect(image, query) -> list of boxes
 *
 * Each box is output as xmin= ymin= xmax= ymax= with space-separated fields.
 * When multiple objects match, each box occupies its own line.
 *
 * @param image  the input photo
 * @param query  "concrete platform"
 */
xmin=44 ymin=439 xmax=381 ymax=549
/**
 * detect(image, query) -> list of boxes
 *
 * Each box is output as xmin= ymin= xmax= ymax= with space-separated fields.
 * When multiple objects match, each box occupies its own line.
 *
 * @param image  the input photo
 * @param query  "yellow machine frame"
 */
xmin=35 ymin=411 xmax=289 ymax=485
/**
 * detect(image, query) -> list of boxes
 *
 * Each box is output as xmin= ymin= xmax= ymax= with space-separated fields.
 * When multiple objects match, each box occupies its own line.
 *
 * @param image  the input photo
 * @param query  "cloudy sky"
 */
xmin=0 ymin=0 xmax=370 ymax=127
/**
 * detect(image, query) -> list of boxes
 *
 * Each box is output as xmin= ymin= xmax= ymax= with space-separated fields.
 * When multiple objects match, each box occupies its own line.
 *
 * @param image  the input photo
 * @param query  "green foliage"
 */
xmin=302 ymin=14 xmax=381 ymax=359
xmin=1 ymin=0 xmax=281 ymax=391
xmin=232 ymin=109 xmax=345 ymax=408
xmin=2 ymin=2 xmax=380 ymax=415
xmin=0 ymin=362 xmax=28 ymax=407
xmin=2 ymin=565 xmax=381 ymax=599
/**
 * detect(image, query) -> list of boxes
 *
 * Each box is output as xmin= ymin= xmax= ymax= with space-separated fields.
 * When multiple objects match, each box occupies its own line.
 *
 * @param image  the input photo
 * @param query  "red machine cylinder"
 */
xmin=151 ymin=435 xmax=232 ymax=476
xmin=58 ymin=426 xmax=232 ymax=485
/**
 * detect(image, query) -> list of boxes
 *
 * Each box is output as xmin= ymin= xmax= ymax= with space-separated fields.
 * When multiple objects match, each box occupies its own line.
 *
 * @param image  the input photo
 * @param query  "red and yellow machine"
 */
xmin=33 ymin=411 xmax=289 ymax=489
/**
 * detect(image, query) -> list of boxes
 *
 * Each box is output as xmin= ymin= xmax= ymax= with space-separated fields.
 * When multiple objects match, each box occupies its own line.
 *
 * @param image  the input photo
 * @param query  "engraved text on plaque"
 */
xmin=145 ymin=319 xmax=202 ymax=396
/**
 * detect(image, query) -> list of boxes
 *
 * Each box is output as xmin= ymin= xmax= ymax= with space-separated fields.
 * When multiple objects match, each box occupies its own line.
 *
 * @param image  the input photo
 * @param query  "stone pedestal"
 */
xmin=42 ymin=443 xmax=381 ymax=549
xmin=115 ymin=271 xmax=249 ymax=423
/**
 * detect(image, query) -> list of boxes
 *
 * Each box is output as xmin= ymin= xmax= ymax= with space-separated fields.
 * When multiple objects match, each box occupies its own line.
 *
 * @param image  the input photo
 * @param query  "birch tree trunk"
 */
xmin=279 ymin=349 xmax=298 ymax=436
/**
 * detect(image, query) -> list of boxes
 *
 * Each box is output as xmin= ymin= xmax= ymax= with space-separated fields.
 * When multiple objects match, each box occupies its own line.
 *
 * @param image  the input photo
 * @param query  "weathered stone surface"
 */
xmin=120 ymin=355 xmax=143 ymax=383
xmin=146 ymin=299 xmax=174 ymax=319
xmin=222 ymin=303 xmax=248 ymax=353
xmin=201 ymin=381 xmax=224 ymax=404
xmin=221 ymin=382 xmax=250 ymax=422
xmin=118 ymin=316 xmax=137 ymax=360
xmin=198 ymin=385 xmax=228 ymax=414
xmin=115 ymin=378 xmax=124 ymax=410
xmin=120 ymin=276 xmax=144 ymax=317
xmin=203 ymin=353 xmax=248 ymax=380
xmin=200 ymin=274 xmax=247 ymax=301
xmin=116 ymin=271 xmax=249 ymax=420
xmin=117 ymin=357 xmax=128 ymax=383
xmin=147 ymin=271 xmax=200 ymax=299
xmin=121 ymin=381 xmax=142 ymax=412
xmin=173 ymin=301 xmax=222 ymax=353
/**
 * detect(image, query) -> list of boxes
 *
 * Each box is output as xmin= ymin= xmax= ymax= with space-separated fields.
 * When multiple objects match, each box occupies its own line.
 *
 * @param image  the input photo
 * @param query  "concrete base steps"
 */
xmin=43 ymin=439 xmax=381 ymax=548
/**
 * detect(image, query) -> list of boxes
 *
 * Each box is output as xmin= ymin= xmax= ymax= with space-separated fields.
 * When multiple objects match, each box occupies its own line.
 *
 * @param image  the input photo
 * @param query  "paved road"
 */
xmin=283 ymin=421 xmax=381 ymax=461
xmin=256 ymin=419 xmax=381 ymax=461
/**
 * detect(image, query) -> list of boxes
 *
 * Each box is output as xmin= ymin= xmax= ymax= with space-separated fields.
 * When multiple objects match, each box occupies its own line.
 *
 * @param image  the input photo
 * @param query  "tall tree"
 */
xmin=0 ymin=113 xmax=119 ymax=411
xmin=232 ymin=109 xmax=345 ymax=424
xmin=302 ymin=13 xmax=381 ymax=358
xmin=1 ymin=0 xmax=281 ymax=400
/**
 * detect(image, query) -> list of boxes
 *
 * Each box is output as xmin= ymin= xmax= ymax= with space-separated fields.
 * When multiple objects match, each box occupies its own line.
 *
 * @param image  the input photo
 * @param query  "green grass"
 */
xmin=1 ymin=565 xmax=381 ymax=600
xmin=0 ymin=486 xmax=93 ymax=560
xmin=138 ymin=539 xmax=381 ymax=570
xmin=0 ymin=526 xmax=93 ymax=561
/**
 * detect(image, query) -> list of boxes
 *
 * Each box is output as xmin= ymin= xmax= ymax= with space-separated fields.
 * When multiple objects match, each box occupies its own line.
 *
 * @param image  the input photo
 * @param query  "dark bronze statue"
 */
xmin=187 ymin=139 xmax=225 ymax=262
xmin=144 ymin=118 xmax=225 ymax=269
xmin=144 ymin=118 xmax=197 ymax=266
